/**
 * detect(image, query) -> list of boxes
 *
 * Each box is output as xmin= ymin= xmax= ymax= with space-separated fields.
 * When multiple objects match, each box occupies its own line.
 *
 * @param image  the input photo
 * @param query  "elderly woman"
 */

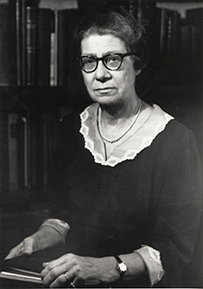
xmin=5 ymin=6 xmax=202 ymax=288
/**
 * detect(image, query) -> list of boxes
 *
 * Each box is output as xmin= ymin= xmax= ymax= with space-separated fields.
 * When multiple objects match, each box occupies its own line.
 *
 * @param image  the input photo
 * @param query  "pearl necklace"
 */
xmin=98 ymin=100 xmax=141 ymax=144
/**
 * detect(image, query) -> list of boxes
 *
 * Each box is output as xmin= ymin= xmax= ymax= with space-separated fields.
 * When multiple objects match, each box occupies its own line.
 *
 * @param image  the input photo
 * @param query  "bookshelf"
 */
xmin=0 ymin=0 xmax=202 ymax=287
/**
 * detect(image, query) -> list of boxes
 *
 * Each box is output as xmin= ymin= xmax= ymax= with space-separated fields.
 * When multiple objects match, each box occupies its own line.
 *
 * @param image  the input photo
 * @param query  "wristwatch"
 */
xmin=114 ymin=255 xmax=128 ymax=281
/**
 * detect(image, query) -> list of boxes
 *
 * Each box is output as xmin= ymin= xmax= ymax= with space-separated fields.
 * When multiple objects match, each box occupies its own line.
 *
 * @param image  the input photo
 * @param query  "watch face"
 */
xmin=119 ymin=262 xmax=127 ymax=272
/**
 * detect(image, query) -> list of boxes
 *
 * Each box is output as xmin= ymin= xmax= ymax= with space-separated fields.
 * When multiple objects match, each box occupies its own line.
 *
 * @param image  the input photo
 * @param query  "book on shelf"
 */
xmin=77 ymin=0 xmax=105 ymax=11
xmin=57 ymin=9 xmax=81 ymax=86
xmin=20 ymin=113 xmax=32 ymax=189
xmin=14 ymin=0 xmax=39 ymax=86
xmin=155 ymin=7 xmax=169 ymax=65
xmin=17 ymin=115 xmax=26 ymax=189
xmin=26 ymin=6 xmax=37 ymax=86
xmin=8 ymin=113 xmax=19 ymax=191
xmin=186 ymin=7 xmax=203 ymax=28
xmin=0 ymin=95 xmax=59 ymax=195
xmin=167 ymin=10 xmax=181 ymax=61
xmin=25 ymin=6 xmax=54 ymax=86
xmin=0 ymin=3 xmax=17 ymax=86
xmin=7 ymin=112 xmax=34 ymax=192
xmin=178 ymin=7 xmax=203 ymax=84
xmin=0 ymin=1 xmax=52 ymax=86
xmin=0 ymin=111 xmax=9 ymax=192
xmin=30 ymin=115 xmax=39 ymax=188
xmin=15 ymin=0 xmax=22 ymax=86
xmin=50 ymin=10 xmax=58 ymax=87
xmin=39 ymin=114 xmax=49 ymax=188
xmin=185 ymin=8 xmax=203 ymax=84
xmin=36 ymin=8 xmax=54 ymax=86
xmin=0 ymin=246 xmax=68 ymax=285
xmin=134 ymin=0 xmax=157 ymax=45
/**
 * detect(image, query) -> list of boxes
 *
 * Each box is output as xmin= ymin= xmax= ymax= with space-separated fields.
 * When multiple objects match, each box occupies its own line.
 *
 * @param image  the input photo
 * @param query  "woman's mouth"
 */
xmin=95 ymin=88 xmax=116 ymax=95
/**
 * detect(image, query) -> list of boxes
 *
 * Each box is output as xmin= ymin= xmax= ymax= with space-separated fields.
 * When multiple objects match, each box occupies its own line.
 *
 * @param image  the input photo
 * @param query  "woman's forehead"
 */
xmin=81 ymin=34 xmax=126 ymax=54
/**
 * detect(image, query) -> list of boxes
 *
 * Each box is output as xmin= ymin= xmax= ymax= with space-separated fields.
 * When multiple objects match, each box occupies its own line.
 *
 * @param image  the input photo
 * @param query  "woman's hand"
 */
xmin=4 ymin=236 xmax=36 ymax=259
xmin=5 ymin=226 xmax=65 ymax=260
xmin=41 ymin=253 xmax=118 ymax=288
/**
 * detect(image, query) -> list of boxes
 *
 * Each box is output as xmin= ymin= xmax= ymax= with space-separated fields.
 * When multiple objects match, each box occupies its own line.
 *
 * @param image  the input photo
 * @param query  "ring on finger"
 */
xmin=64 ymin=273 xmax=69 ymax=281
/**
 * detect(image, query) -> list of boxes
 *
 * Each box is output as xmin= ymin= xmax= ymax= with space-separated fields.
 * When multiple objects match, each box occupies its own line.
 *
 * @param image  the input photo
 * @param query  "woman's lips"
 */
xmin=95 ymin=88 xmax=116 ymax=94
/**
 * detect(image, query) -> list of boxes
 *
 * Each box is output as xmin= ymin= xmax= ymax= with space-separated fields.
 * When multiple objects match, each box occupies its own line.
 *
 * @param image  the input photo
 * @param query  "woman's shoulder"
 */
xmin=164 ymin=118 xmax=195 ymax=140
xmin=154 ymin=118 xmax=199 ymax=159
xmin=60 ymin=107 xmax=84 ymax=132
xmin=149 ymin=103 xmax=195 ymax=142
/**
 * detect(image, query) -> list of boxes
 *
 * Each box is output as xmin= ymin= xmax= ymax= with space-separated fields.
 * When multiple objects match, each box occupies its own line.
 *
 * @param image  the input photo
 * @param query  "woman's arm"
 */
xmin=5 ymin=219 xmax=70 ymax=259
xmin=41 ymin=251 xmax=147 ymax=288
xmin=149 ymin=128 xmax=202 ymax=286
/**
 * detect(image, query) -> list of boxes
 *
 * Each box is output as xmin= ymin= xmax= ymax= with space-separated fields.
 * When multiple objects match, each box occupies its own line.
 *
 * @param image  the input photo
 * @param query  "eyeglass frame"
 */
xmin=77 ymin=52 xmax=137 ymax=73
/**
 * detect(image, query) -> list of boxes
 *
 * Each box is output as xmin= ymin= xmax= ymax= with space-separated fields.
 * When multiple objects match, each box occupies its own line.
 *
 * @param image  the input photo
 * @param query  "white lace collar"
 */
xmin=79 ymin=101 xmax=174 ymax=167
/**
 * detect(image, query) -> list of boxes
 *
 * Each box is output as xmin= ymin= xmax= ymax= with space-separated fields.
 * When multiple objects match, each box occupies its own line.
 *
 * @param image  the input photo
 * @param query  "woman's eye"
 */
xmin=107 ymin=56 xmax=120 ymax=63
xmin=83 ymin=58 xmax=95 ymax=65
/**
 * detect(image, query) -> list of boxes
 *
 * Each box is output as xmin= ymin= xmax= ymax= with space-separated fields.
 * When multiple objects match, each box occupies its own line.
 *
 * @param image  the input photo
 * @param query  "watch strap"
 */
xmin=114 ymin=255 xmax=123 ymax=264
xmin=114 ymin=255 xmax=127 ymax=281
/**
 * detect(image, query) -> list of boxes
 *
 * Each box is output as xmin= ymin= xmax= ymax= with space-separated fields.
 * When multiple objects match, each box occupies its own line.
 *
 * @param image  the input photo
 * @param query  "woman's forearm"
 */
xmin=112 ymin=251 xmax=148 ymax=284
xmin=31 ymin=226 xmax=66 ymax=251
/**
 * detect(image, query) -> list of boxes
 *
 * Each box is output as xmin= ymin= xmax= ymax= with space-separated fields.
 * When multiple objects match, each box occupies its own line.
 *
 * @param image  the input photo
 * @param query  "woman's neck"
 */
xmin=98 ymin=96 xmax=141 ymax=144
xmin=100 ymin=97 xmax=140 ymax=125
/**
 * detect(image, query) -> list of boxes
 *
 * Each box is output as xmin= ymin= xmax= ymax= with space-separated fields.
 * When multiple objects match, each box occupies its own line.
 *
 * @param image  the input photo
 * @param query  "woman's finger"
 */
xmin=4 ymin=237 xmax=35 ymax=260
xmin=41 ymin=256 xmax=74 ymax=287
xmin=4 ymin=241 xmax=25 ymax=259
xmin=48 ymin=266 xmax=77 ymax=288
xmin=41 ymin=253 xmax=73 ymax=277
xmin=22 ymin=237 xmax=35 ymax=255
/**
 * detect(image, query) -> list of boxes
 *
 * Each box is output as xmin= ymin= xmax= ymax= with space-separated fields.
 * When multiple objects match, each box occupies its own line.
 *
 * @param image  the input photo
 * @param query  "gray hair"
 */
xmin=75 ymin=6 xmax=149 ymax=70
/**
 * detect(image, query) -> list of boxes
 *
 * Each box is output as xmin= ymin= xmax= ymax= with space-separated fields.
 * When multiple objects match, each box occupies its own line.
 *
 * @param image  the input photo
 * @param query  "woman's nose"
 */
xmin=95 ymin=61 xmax=111 ymax=82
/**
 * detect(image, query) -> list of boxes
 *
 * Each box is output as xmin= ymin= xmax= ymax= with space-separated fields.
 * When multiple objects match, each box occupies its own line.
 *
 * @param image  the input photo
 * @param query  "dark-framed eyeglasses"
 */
xmin=77 ymin=53 xmax=136 ymax=73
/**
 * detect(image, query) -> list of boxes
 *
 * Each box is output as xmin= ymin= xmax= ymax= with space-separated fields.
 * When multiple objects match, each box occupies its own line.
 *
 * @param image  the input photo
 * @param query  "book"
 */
xmin=0 ymin=109 xmax=9 ymax=193
xmin=17 ymin=115 xmax=26 ymax=189
xmin=186 ymin=7 xmax=203 ymax=28
xmin=0 ymin=3 xmax=17 ymax=86
xmin=0 ymin=246 xmax=68 ymax=285
xmin=180 ymin=20 xmax=202 ymax=84
xmin=15 ymin=0 xmax=22 ymax=86
xmin=50 ymin=10 xmax=58 ymax=86
xmin=6 ymin=0 xmax=39 ymax=86
xmin=57 ymin=9 xmax=81 ymax=86
xmin=134 ymin=0 xmax=157 ymax=45
xmin=26 ymin=6 xmax=37 ymax=86
xmin=30 ymin=115 xmax=39 ymax=188
xmin=21 ymin=0 xmax=27 ymax=86
xmin=167 ymin=10 xmax=181 ymax=61
xmin=166 ymin=10 xmax=181 ymax=82
xmin=18 ymin=0 xmax=38 ymax=86
xmin=155 ymin=7 xmax=169 ymax=65
xmin=39 ymin=114 xmax=49 ymax=188
xmin=186 ymin=8 xmax=203 ymax=84
xmin=77 ymin=0 xmax=105 ymax=11
xmin=36 ymin=8 xmax=54 ymax=86
xmin=18 ymin=113 xmax=32 ymax=189
xmin=8 ymin=114 xmax=19 ymax=191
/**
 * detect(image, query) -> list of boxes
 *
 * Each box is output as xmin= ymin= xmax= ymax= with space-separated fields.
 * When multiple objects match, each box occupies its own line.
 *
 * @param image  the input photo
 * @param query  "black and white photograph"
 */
xmin=0 ymin=0 xmax=202 ymax=288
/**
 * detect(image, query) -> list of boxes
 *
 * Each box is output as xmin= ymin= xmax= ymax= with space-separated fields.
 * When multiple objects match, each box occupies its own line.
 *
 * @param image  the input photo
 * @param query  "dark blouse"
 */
xmin=51 ymin=109 xmax=202 ymax=287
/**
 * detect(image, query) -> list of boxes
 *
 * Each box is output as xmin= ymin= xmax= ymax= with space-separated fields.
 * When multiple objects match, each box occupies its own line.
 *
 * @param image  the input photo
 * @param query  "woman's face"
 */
xmin=80 ymin=34 xmax=140 ymax=107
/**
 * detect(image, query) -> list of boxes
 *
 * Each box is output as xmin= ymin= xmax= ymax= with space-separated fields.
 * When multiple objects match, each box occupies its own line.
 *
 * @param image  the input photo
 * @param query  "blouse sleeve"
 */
xmin=149 ymin=128 xmax=202 ymax=286
xmin=39 ymin=219 xmax=70 ymax=244
xmin=136 ymin=245 xmax=165 ymax=286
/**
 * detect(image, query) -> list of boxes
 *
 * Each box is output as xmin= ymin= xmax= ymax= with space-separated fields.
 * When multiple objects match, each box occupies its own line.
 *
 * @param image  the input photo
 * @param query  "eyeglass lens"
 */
xmin=80 ymin=54 xmax=123 ymax=72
